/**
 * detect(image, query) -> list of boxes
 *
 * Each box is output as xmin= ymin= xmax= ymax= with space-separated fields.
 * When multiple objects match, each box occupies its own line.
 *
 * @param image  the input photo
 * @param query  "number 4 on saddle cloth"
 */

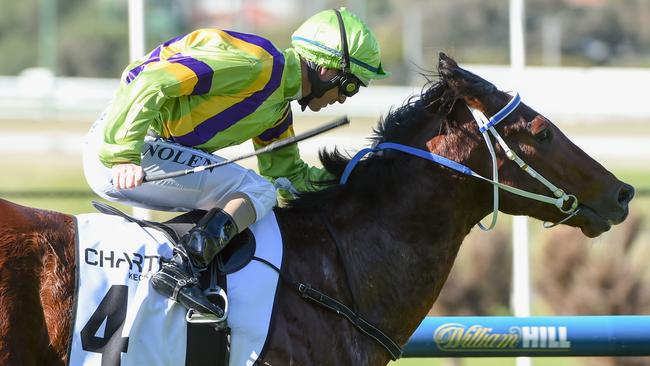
xmin=68 ymin=201 xmax=283 ymax=366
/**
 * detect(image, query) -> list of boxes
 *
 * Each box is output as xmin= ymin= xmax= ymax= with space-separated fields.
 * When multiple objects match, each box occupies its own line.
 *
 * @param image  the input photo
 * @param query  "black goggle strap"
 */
xmin=334 ymin=9 xmax=360 ymax=97
xmin=334 ymin=9 xmax=350 ymax=74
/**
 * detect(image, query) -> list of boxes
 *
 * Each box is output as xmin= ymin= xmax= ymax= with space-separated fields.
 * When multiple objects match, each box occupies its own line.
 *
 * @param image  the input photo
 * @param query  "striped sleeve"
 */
xmin=253 ymin=108 xmax=334 ymax=194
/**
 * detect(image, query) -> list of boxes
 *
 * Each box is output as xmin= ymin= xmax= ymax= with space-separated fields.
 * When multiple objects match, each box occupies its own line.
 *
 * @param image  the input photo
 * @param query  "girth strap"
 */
xmin=298 ymin=283 xmax=403 ymax=360
xmin=250 ymin=252 xmax=404 ymax=360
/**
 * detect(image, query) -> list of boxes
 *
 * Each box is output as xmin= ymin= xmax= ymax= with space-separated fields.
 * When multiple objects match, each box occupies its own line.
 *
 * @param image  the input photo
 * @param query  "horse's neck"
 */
xmin=327 ymin=173 xmax=488 ymax=346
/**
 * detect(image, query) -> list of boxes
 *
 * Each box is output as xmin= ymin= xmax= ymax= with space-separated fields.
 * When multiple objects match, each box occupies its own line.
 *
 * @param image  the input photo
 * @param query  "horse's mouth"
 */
xmin=576 ymin=204 xmax=628 ymax=238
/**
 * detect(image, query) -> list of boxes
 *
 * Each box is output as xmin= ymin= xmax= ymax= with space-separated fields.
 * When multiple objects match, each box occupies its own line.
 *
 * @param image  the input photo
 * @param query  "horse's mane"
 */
xmin=287 ymin=74 xmax=457 ymax=209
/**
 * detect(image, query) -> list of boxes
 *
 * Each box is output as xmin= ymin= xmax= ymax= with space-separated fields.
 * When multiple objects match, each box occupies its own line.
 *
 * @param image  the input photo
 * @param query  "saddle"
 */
xmin=92 ymin=201 xmax=257 ymax=278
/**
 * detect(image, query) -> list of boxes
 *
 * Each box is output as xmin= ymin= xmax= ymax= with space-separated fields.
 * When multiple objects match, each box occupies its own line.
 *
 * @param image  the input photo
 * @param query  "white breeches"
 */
xmin=82 ymin=115 xmax=276 ymax=221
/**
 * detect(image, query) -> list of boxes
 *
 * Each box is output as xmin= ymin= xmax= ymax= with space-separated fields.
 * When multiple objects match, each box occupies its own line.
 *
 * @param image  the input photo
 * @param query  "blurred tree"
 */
xmin=1 ymin=0 xmax=649 ymax=78
xmin=527 ymin=0 xmax=650 ymax=66
xmin=146 ymin=0 xmax=191 ymax=50
xmin=535 ymin=213 xmax=650 ymax=366
xmin=57 ymin=0 xmax=128 ymax=77
xmin=0 ymin=0 xmax=39 ymax=75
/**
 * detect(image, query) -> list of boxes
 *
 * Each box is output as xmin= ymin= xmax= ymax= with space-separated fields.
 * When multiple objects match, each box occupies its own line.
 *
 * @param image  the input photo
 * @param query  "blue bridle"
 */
xmin=340 ymin=142 xmax=473 ymax=184
xmin=340 ymin=93 xmax=521 ymax=185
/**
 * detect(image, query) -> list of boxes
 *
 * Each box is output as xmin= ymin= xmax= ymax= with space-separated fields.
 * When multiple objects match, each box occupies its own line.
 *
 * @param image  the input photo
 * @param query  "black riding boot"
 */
xmin=151 ymin=208 xmax=239 ymax=317
xmin=184 ymin=207 xmax=239 ymax=268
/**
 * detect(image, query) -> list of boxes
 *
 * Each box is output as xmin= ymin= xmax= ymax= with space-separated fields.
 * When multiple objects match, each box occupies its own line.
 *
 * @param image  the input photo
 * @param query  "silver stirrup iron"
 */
xmin=185 ymin=286 xmax=229 ymax=326
xmin=186 ymin=261 xmax=229 ymax=327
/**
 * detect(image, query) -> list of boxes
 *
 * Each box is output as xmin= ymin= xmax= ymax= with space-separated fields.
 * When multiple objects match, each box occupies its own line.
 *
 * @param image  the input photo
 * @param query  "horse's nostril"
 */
xmin=617 ymin=184 xmax=635 ymax=208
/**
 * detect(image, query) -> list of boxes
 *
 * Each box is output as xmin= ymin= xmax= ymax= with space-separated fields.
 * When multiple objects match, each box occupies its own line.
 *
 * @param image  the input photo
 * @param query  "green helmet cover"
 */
xmin=291 ymin=7 xmax=390 ymax=86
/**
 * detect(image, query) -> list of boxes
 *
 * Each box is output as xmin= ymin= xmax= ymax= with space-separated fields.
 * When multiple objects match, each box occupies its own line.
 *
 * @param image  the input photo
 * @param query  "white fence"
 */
xmin=2 ymin=65 xmax=650 ymax=123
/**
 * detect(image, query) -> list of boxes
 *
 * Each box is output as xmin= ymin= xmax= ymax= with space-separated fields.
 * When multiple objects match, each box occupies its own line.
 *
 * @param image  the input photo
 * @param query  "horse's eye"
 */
xmin=535 ymin=128 xmax=552 ymax=142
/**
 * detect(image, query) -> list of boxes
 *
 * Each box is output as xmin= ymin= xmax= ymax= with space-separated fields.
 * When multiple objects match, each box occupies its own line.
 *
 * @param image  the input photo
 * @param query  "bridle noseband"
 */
xmin=341 ymin=93 xmax=581 ymax=229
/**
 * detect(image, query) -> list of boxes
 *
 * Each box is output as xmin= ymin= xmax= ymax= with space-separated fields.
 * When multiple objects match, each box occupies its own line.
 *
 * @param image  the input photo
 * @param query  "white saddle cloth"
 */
xmin=68 ymin=211 xmax=282 ymax=366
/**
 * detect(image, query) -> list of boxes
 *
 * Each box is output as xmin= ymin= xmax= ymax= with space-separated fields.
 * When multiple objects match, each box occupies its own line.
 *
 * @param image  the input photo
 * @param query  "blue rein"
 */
xmin=339 ymin=142 xmax=474 ymax=185
xmin=339 ymin=93 xmax=522 ymax=185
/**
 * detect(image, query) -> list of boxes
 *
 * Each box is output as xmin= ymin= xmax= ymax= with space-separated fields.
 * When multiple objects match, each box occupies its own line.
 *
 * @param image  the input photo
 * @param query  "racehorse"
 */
xmin=0 ymin=53 xmax=634 ymax=365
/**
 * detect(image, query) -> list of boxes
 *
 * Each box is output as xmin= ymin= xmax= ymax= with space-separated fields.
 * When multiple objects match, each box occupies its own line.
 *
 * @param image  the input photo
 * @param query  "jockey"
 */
xmin=82 ymin=8 xmax=389 ymax=319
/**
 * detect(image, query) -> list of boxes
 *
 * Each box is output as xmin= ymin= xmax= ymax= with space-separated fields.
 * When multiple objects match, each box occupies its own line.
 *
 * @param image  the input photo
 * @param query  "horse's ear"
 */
xmin=438 ymin=52 xmax=459 ymax=70
xmin=437 ymin=52 xmax=495 ymax=108
xmin=437 ymin=52 xmax=465 ymax=91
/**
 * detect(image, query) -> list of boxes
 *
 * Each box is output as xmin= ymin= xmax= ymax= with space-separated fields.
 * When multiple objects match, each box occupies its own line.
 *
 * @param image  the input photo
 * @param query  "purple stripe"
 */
xmin=167 ymin=53 xmax=213 ymax=95
xmin=150 ymin=46 xmax=162 ymax=59
xmin=163 ymin=34 xmax=185 ymax=47
xmin=126 ymin=58 xmax=158 ymax=83
xmin=172 ymin=31 xmax=285 ymax=146
xmin=257 ymin=109 xmax=292 ymax=141
xmin=125 ymin=34 xmax=186 ymax=84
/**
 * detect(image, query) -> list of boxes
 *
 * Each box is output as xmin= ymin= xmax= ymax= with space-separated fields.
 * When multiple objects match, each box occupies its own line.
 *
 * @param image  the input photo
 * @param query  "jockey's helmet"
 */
xmin=291 ymin=8 xmax=390 ymax=91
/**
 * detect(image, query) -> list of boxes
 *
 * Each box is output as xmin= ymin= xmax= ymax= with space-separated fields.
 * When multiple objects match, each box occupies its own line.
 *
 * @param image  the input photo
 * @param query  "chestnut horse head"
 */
xmin=440 ymin=53 xmax=633 ymax=236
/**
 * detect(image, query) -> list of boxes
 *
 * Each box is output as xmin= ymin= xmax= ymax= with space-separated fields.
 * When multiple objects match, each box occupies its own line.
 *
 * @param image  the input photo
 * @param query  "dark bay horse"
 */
xmin=0 ymin=53 xmax=634 ymax=365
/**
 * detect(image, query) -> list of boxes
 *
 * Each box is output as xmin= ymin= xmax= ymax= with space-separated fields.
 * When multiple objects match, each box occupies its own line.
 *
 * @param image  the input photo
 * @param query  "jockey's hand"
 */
xmin=111 ymin=163 xmax=144 ymax=190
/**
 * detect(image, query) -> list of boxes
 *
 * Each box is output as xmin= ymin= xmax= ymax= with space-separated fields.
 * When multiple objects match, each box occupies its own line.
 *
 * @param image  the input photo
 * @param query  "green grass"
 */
xmin=0 ymin=156 xmax=171 ymax=218
xmin=1 ymin=156 xmax=646 ymax=214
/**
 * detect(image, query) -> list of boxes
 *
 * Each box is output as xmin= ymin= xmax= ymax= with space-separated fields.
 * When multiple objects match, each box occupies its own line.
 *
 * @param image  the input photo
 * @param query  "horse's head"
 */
xmin=429 ymin=53 xmax=634 ymax=237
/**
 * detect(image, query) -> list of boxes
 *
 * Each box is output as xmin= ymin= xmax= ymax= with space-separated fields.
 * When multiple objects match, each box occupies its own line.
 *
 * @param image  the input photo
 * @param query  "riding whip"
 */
xmin=143 ymin=116 xmax=350 ymax=182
